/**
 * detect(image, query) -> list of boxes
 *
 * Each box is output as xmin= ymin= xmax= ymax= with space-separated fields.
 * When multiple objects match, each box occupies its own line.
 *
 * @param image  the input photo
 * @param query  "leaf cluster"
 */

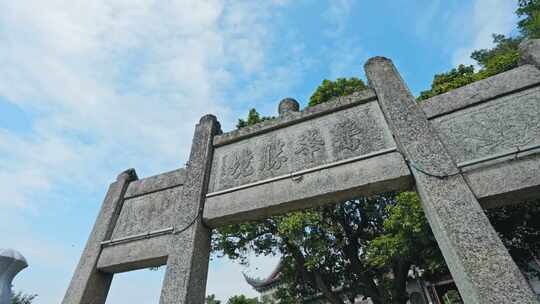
xmin=366 ymin=193 xmax=447 ymax=280
xmin=11 ymin=292 xmax=37 ymax=304
xmin=518 ymin=0 xmax=540 ymax=38
xmin=417 ymin=0 xmax=540 ymax=101
xmin=213 ymin=193 xmax=446 ymax=304
xmin=226 ymin=294 xmax=260 ymax=304
xmin=418 ymin=35 xmax=521 ymax=101
xmin=309 ymin=77 xmax=367 ymax=107
xmin=486 ymin=201 xmax=540 ymax=278
xmin=237 ymin=108 xmax=274 ymax=129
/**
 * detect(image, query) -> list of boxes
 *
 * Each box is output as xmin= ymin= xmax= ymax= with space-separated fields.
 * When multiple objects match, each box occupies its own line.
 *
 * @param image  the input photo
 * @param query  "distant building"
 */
xmin=243 ymin=259 xmax=540 ymax=304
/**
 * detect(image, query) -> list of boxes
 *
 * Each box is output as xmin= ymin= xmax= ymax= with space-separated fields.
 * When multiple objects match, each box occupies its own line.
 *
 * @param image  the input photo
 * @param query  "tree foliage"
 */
xmin=11 ymin=292 xmax=37 ymax=304
xmin=213 ymin=193 xmax=446 ymax=304
xmin=226 ymin=294 xmax=260 ymax=304
xmin=366 ymin=193 xmax=447 ymax=280
xmin=418 ymin=0 xmax=539 ymax=100
xmin=518 ymin=0 xmax=540 ymax=38
xmin=486 ymin=201 xmax=540 ymax=278
xmin=237 ymin=108 xmax=274 ymax=129
xmin=206 ymin=294 xmax=221 ymax=304
xmin=417 ymin=35 xmax=521 ymax=100
xmin=309 ymin=77 xmax=367 ymax=107
xmin=417 ymin=64 xmax=478 ymax=100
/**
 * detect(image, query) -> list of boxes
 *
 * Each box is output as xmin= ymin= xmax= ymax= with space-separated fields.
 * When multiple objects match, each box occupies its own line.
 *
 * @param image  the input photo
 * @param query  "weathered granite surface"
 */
xmin=209 ymin=100 xmax=394 ymax=193
xmin=62 ymin=169 xmax=138 ymax=304
xmin=0 ymin=249 xmax=27 ymax=304
xmin=421 ymin=64 xmax=540 ymax=118
xmin=112 ymin=186 xmax=181 ymax=239
xmin=97 ymin=234 xmax=171 ymax=273
xmin=432 ymin=85 xmax=540 ymax=164
xmin=204 ymin=151 xmax=411 ymax=227
xmin=520 ymin=39 xmax=540 ymax=68
xmin=213 ymin=89 xmax=376 ymax=146
xmin=124 ymin=168 xmax=185 ymax=199
xmin=365 ymin=56 xmax=537 ymax=304
xmin=278 ymin=98 xmax=300 ymax=115
xmin=465 ymin=152 xmax=540 ymax=208
xmin=159 ymin=115 xmax=221 ymax=304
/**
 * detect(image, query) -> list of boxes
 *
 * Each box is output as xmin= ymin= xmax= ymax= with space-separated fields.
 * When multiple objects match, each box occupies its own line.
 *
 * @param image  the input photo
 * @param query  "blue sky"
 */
xmin=0 ymin=0 xmax=518 ymax=303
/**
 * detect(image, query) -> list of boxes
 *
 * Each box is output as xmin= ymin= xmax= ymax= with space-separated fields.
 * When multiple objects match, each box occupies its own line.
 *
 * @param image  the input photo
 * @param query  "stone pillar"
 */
xmin=159 ymin=115 xmax=221 ymax=304
xmin=62 ymin=169 xmax=138 ymax=304
xmin=365 ymin=57 xmax=537 ymax=304
xmin=0 ymin=249 xmax=28 ymax=304
xmin=519 ymin=39 xmax=540 ymax=68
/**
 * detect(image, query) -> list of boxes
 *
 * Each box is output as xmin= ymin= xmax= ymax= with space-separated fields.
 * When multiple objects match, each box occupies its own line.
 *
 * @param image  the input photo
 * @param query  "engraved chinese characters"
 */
xmin=224 ymin=149 xmax=255 ymax=178
xmin=331 ymin=113 xmax=384 ymax=160
xmin=332 ymin=117 xmax=362 ymax=152
xmin=295 ymin=129 xmax=325 ymax=163
xmin=209 ymin=101 xmax=394 ymax=193
xmin=434 ymin=87 xmax=540 ymax=163
xmin=219 ymin=148 xmax=255 ymax=188
xmin=261 ymin=139 xmax=288 ymax=172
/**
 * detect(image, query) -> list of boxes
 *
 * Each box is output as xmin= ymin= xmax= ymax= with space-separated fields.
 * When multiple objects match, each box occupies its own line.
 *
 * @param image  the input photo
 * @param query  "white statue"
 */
xmin=0 ymin=249 xmax=28 ymax=304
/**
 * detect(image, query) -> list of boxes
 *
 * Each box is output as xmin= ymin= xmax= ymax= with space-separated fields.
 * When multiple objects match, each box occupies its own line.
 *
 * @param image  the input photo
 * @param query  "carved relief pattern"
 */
xmin=222 ymin=149 xmax=255 ymax=178
xmin=209 ymin=102 xmax=393 ymax=192
xmin=331 ymin=117 xmax=363 ymax=153
xmin=437 ymin=95 xmax=540 ymax=162
xmin=112 ymin=188 xmax=179 ymax=239
xmin=260 ymin=139 xmax=288 ymax=172
xmin=295 ymin=129 xmax=325 ymax=163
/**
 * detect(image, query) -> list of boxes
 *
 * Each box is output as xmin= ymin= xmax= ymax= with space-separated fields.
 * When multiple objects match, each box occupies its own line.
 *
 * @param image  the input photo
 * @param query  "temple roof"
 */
xmin=243 ymin=261 xmax=282 ymax=292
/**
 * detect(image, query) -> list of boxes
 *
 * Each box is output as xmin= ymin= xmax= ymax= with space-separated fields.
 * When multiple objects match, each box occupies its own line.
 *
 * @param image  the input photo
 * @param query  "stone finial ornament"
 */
xmin=278 ymin=98 xmax=300 ymax=115
xmin=0 ymin=249 xmax=28 ymax=304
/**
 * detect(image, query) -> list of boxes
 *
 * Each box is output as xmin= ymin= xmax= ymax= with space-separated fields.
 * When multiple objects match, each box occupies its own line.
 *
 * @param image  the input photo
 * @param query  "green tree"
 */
xmin=206 ymin=294 xmax=222 ymax=304
xmin=418 ymin=0 xmax=540 ymax=100
xmin=237 ymin=109 xmax=274 ymax=129
xmin=309 ymin=77 xmax=367 ymax=106
xmin=11 ymin=292 xmax=37 ymax=304
xmin=486 ymin=201 xmax=540 ymax=278
xmin=214 ymin=193 xmax=445 ymax=304
xmin=417 ymin=65 xmax=478 ymax=100
xmin=518 ymin=0 xmax=540 ymax=38
xmin=418 ymin=35 xmax=521 ymax=101
xmin=226 ymin=294 xmax=260 ymax=304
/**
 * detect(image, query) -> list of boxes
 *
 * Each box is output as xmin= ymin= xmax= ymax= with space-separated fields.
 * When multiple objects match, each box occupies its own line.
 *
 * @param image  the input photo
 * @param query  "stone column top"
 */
xmin=0 ymin=248 xmax=27 ymax=269
xmin=278 ymin=98 xmax=300 ymax=115
xmin=0 ymin=249 xmax=28 ymax=304
xmin=519 ymin=39 xmax=540 ymax=68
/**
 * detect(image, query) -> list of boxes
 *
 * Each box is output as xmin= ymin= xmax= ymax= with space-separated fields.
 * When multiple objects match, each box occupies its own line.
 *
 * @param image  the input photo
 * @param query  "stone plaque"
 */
xmin=208 ymin=101 xmax=395 ymax=193
xmin=111 ymin=186 xmax=182 ymax=239
xmin=433 ymin=86 xmax=540 ymax=164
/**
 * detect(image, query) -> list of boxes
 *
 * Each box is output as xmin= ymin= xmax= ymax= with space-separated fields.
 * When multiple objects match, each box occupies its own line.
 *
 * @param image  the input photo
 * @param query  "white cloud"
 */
xmin=451 ymin=0 xmax=518 ymax=66
xmin=0 ymin=1 xmax=301 ymax=303
xmin=0 ymin=0 xmax=296 ymax=209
